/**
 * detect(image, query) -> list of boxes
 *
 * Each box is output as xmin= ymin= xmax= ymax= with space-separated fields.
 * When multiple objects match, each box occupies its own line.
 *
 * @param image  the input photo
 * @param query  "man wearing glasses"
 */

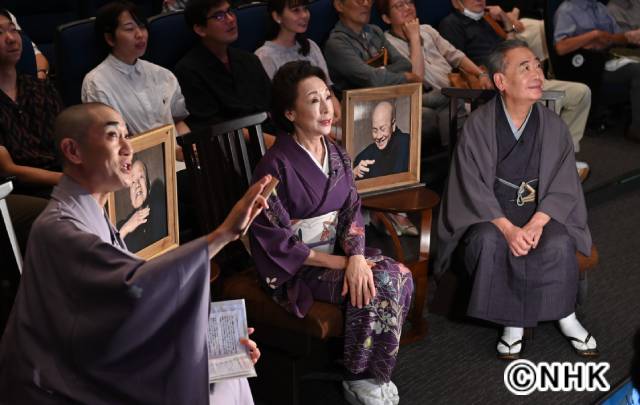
xmin=175 ymin=0 xmax=272 ymax=132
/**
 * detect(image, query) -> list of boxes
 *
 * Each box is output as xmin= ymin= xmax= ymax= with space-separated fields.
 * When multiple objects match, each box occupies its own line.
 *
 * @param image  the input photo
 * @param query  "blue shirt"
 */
xmin=553 ymin=0 xmax=621 ymax=43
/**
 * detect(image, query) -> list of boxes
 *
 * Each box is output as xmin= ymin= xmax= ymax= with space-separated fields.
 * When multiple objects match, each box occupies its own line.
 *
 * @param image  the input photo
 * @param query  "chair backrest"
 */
xmin=147 ymin=11 xmax=198 ymax=71
xmin=0 ymin=181 xmax=23 ymax=274
xmin=81 ymin=0 xmax=161 ymax=18
xmin=55 ymin=17 xmax=102 ymax=106
xmin=177 ymin=112 xmax=268 ymax=268
xmin=307 ymin=0 xmax=338 ymax=47
xmin=233 ymin=2 xmax=268 ymax=52
xmin=441 ymin=88 xmax=564 ymax=155
xmin=416 ymin=0 xmax=453 ymax=28
xmin=6 ymin=0 xmax=82 ymax=64
xmin=16 ymin=32 xmax=37 ymax=77
xmin=369 ymin=6 xmax=386 ymax=31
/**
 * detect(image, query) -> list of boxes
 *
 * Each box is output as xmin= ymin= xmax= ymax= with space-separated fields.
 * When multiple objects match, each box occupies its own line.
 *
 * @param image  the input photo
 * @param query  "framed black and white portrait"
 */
xmin=108 ymin=124 xmax=179 ymax=259
xmin=342 ymin=83 xmax=422 ymax=195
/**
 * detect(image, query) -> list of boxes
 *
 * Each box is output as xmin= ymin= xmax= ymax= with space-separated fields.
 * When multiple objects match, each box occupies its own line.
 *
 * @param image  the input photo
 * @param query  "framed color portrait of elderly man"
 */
xmin=107 ymin=124 xmax=179 ymax=259
xmin=343 ymin=83 xmax=422 ymax=195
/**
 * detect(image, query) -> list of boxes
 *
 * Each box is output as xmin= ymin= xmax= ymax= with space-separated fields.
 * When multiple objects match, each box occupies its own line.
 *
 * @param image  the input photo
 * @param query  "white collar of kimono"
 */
xmin=106 ymin=53 xmax=143 ymax=76
xmin=294 ymin=135 xmax=330 ymax=177
xmin=499 ymin=96 xmax=533 ymax=141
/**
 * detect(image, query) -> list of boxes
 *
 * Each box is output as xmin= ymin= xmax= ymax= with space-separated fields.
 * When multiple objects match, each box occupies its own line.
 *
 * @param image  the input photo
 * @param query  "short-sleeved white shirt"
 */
xmin=81 ymin=54 xmax=189 ymax=135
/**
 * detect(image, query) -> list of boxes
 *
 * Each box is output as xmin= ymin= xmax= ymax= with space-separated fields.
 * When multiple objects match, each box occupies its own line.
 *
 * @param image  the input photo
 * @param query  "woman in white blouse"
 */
xmin=81 ymin=1 xmax=190 ymax=139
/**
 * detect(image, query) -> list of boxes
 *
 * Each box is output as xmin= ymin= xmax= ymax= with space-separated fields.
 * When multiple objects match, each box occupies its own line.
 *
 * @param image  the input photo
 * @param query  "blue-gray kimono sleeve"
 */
xmin=0 ymin=218 xmax=212 ymax=405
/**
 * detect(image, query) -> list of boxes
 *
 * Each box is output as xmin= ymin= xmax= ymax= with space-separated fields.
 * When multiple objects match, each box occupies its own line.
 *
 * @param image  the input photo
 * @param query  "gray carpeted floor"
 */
xmin=294 ymin=131 xmax=640 ymax=405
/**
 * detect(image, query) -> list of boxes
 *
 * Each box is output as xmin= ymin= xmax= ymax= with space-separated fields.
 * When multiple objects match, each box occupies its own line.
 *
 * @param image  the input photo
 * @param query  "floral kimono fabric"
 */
xmin=249 ymin=134 xmax=413 ymax=382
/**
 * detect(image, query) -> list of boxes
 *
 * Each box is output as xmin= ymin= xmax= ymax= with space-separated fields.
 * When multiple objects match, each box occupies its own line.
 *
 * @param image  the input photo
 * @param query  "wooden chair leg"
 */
xmin=524 ymin=327 xmax=534 ymax=341
xmin=401 ymin=259 xmax=428 ymax=345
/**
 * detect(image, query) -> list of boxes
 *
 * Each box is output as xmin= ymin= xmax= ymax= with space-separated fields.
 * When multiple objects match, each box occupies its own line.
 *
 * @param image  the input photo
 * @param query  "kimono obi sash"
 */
xmin=290 ymin=211 xmax=339 ymax=254
xmin=495 ymin=177 xmax=538 ymax=206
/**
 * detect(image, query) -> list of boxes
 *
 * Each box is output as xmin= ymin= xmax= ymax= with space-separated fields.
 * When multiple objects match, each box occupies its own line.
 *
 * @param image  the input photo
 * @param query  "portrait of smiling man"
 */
xmin=353 ymin=100 xmax=410 ymax=180
xmin=116 ymin=153 xmax=168 ymax=253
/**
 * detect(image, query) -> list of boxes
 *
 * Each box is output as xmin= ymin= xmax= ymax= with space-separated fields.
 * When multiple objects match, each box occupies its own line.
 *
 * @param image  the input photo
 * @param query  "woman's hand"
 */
xmin=341 ymin=255 xmax=376 ymax=308
xmin=240 ymin=327 xmax=261 ymax=365
xmin=119 ymin=207 xmax=150 ymax=238
xmin=402 ymin=18 xmax=421 ymax=44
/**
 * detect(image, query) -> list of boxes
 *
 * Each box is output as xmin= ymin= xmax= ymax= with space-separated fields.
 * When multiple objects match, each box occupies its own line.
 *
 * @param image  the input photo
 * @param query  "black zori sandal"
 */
xmin=565 ymin=333 xmax=599 ymax=358
xmin=496 ymin=338 xmax=523 ymax=361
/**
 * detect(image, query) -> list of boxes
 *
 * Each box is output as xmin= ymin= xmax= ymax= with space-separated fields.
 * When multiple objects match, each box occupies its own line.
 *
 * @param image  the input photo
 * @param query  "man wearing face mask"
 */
xmin=439 ymin=0 xmax=592 ymax=181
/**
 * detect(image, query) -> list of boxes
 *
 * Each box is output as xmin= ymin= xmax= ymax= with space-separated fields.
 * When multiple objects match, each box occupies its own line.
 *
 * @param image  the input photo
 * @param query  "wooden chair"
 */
xmin=177 ymin=113 xmax=344 ymax=405
xmin=432 ymin=88 xmax=599 ymax=316
xmin=0 ymin=181 xmax=23 ymax=274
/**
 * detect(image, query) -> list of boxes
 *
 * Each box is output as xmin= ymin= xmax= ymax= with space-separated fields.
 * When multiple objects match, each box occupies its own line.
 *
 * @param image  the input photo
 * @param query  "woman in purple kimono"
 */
xmin=249 ymin=61 xmax=413 ymax=405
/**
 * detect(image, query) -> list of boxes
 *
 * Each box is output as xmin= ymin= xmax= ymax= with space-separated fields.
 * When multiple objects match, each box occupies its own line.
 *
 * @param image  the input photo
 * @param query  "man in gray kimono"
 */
xmin=0 ymin=103 xmax=268 ymax=404
xmin=436 ymin=40 xmax=597 ymax=360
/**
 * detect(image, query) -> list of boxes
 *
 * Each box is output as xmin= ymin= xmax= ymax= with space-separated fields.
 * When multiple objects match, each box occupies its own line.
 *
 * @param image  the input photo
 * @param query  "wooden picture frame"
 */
xmin=342 ymin=83 xmax=422 ymax=195
xmin=107 ymin=124 xmax=179 ymax=259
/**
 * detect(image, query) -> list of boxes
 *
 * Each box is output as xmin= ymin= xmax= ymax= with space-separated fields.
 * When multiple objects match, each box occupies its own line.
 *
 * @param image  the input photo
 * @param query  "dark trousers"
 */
xmin=462 ymin=220 xmax=579 ymax=327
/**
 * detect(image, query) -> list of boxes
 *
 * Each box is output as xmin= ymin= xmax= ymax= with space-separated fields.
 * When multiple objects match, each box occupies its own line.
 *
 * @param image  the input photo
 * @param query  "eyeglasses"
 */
xmin=391 ymin=0 xmax=414 ymax=10
xmin=206 ymin=8 xmax=235 ymax=22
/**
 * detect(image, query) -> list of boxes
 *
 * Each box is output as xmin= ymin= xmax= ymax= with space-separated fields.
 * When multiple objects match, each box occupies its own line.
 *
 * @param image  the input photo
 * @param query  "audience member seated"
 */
xmin=175 ymin=0 xmax=272 ymax=134
xmin=435 ymin=40 xmax=598 ymax=361
xmin=607 ymin=0 xmax=640 ymax=31
xmin=0 ymin=102 xmax=268 ymax=405
xmin=326 ymin=0 xmax=451 ymax=149
xmin=439 ymin=0 xmax=592 ymax=179
xmin=471 ymin=0 xmax=549 ymax=62
xmin=7 ymin=11 xmax=49 ymax=80
xmin=378 ymin=0 xmax=491 ymax=147
xmin=82 ymin=1 xmax=190 ymax=138
xmin=554 ymin=0 xmax=640 ymax=142
xmin=0 ymin=9 xmax=62 ymax=199
xmin=255 ymin=0 xmax=342 ymax=138
xmin=249 ymin=61 xmax=413 ymax=405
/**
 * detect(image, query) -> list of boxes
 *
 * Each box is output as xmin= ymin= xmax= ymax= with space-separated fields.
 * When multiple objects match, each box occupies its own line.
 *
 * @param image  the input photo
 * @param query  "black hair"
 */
xmin=184 ymin=0 xmax=229 ymax=29
xmin=95 ymin=1 xmax=147 ymax=56
xmin=265 ymin=0 xmax=311 ymax=56
xmin=271 ymin=60 xmax=328 ymax=133
xmin=0 ymin=9 xmax=12 ymax=21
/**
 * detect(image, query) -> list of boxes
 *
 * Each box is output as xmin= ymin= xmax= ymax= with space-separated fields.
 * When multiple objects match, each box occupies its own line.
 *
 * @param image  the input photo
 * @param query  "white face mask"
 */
xmin=462 ymin=7 xmax=484 ymax=20
xmin=457 ymin=0 xmax=484 ymax=21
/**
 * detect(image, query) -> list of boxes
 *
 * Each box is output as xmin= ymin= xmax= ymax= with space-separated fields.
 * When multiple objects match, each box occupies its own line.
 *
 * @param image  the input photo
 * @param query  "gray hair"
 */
xmin=487 ymin=39 xmax=531 ymax=87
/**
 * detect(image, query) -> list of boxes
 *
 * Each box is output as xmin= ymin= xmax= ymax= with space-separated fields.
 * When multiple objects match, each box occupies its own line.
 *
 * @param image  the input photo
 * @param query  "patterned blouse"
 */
xmin=0 ymin=74 xmax=63 ymax=172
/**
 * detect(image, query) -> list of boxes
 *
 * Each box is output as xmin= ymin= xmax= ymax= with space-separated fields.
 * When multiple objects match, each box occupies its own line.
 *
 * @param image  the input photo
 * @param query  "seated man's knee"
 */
xmin=464 ymin=222 xmax=501 ymax=247
xmin=564 ymin=81 xmax=591 ymax=108
xmin=538 ymin=223 xmax=575 ymax=255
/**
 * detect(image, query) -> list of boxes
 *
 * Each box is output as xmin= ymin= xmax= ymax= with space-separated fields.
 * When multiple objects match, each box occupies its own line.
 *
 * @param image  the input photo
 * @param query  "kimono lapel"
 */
xmin=280 ymin=135 xmax=331 ymax=215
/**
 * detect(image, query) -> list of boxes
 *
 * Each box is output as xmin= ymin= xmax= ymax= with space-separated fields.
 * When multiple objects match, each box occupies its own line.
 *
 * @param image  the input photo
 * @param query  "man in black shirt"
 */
xmin=439 ymin=0 xmax=592 ymax=180
xmin=175 ymin=0 xmax=272 ymax=132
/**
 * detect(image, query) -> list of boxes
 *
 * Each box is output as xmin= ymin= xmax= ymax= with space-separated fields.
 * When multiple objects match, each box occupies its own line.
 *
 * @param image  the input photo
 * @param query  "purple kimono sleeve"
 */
xmin=334 ymin=147 xmax=366 ymax=257
xmin=249 ymin=192 xmax=311 ymax=290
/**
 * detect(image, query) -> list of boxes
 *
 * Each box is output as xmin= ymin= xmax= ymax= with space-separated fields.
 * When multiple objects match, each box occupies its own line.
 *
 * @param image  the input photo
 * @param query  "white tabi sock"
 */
xmin=497 ymin=326 xmax=523 ymax=354
xmin=558 ymin=312 xmax=597 ymax=350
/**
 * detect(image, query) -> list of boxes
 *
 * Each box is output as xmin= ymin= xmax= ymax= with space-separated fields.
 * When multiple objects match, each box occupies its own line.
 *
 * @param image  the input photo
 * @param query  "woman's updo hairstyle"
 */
xmin=271 ymin=60 xmax=328 ymax=133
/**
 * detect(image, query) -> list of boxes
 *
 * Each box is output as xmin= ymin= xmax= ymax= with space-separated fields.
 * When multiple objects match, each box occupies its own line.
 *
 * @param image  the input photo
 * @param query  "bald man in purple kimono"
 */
xmin=436 ymin=40 xmax=598 ymax=360
xmin=0 ymin=103 xmax=267 ymax=404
